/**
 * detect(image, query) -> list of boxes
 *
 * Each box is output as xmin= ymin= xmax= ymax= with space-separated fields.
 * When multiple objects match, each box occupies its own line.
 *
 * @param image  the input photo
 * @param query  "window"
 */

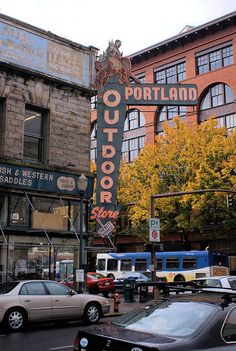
xmin=91 ymin=95 xmax=97 ymax=109
xmin=122 ymin=136 xmax=145 ymax=163
xmin=166 ymin=258 xmax=179 ymax=269
xmin=97 ymin=259 xmax=106 ymax=271
xmin=107 ymin=259 xmax=118 ymax=271
xmin=121 ymin=259 xmax=132 ymax=271
xmin=32 ymin=197 xmax=68 ymax=230
xmin=155 ymin=62 xmax=186 ymax=84
xmin=20 ymin=282 xmax=46 ymax=295
xmin=216 ymin=114 xmax=236 ymax=134
xmin=124 ymin=110 xmax=145 ymax=131
xmin=135 ymin=258 xmax=147 ymax=271
xmin=45 ymin=281 xmax=71 ymax=295
xmin=9 ymin=194 xmax=29 ymax=227
xmin=183 ymin=257 xmax=197 ymax=269
xmin=91 ymin=122 xmax=97 ymax=140
xmin=90 ymin=147 xmax=97 ymax=161
xmin=24 ymin=107 xmax=45 ymax=162
xmin=200 ymin=84 xmax=234 ymax=111
xmin=222 ymin=307 xmax=236 ymax=342
xmin=156 ymin=258 xmax=162 ymax=271
xmin=197 ymin=44 xmax=233 ymax=75
xmin=156 ymin=106 xmax=187 ymax=135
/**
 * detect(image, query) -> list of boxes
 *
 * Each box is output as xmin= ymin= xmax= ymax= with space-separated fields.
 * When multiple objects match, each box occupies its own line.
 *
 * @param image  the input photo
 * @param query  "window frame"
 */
xmin=23 ymin=106 xmax=46 ymax=163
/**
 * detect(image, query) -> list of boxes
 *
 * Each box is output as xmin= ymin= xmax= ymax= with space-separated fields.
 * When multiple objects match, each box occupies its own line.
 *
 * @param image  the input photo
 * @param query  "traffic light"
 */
xmin=227 ymin=194 xmax=233 ymax=207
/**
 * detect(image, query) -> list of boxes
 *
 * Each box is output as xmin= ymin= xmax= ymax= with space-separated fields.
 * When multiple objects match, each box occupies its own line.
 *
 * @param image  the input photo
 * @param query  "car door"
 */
xmin=19 ymin=281 xmax=53 ymax=321
xmin=44 ymin=281 xmax=82 ymax=319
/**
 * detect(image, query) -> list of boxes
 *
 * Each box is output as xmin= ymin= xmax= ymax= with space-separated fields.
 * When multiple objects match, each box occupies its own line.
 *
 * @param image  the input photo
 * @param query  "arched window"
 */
xmin=199 ymin=83 xmax=235 ymax=133
xmin=124 ymin=109 xmax=145 ymax=131
xmin=156 ymin=105 xmax=187 ymax=135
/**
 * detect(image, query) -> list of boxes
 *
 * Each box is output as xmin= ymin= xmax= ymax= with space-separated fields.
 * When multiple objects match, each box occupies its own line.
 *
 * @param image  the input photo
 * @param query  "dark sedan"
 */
xmin=114 ymin=272 xmax=150 ymax=292
xmin=74 ymin=290 xmax=236 ymax=350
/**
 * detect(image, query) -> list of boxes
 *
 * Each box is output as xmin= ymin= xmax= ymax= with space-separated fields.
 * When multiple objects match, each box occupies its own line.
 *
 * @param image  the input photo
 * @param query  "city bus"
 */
xmin=96 ymin=250 xmax=229 ymax=282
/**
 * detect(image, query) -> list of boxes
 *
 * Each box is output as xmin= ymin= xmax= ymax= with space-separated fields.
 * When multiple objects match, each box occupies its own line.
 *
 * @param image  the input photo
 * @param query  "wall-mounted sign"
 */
xmin=94 ymin=40 xmax=198 ymax=234
xmin=0 ymin=162 xmax=93 ymax=197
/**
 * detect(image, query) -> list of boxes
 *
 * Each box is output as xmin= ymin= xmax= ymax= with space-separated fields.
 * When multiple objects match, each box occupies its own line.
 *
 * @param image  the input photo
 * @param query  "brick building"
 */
xmin=0 ymin=14 xmax=97 ymax=282
xmin=90 ymin=11 xmax=236 ymax=266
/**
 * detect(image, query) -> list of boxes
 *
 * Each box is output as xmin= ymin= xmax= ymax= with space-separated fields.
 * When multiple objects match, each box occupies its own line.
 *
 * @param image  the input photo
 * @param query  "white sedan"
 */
xmin=0 ymin=280 xmax=110 ymax=331
xmin=192 ymin=275 xmax=236 ymax=291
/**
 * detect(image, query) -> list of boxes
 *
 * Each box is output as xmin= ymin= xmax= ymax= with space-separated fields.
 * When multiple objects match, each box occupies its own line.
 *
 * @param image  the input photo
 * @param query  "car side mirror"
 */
xmin=70 ymin=289 xmax=76 ymax=295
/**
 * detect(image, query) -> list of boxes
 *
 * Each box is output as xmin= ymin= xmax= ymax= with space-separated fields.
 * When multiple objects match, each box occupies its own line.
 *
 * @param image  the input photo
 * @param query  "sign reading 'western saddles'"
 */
xmin=94 ymin=39 xmax=198 ymax=236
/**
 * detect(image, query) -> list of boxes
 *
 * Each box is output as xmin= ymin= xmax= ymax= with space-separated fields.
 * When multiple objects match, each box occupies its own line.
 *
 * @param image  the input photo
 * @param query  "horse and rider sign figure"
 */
xmin=92 ymin=39 xmax=198 ymax=239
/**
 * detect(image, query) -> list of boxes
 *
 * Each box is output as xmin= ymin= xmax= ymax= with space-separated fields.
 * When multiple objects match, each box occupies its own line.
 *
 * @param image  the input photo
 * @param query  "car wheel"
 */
xmin=83 ymin=302 xmax=102 ymax=324
xmin=4 ymin=308 xmax=27 ymax=331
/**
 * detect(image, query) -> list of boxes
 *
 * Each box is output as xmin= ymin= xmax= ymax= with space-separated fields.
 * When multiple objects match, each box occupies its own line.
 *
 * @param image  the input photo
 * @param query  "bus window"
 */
xmin=135 ymin=258 xmax=147 ymax=271
xmin=156 ymin=258 xmax=162 ymax=271
xmin=121 ymin=259 xmax=132 ymax=271
xmin=183 ymin=257 xmax=197 ymax=270
xmin=166 ymin=258 xmax=179 ymax=270
xmin=97 ymin=259 xmax=106 ymax=271
xmin=107 ymin=259 xmax=118 ymax=271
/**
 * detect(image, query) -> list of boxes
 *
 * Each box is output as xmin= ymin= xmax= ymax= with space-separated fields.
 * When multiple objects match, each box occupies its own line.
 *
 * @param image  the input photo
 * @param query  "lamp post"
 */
xmin=77 ymin=173 xmax=88 ymax=293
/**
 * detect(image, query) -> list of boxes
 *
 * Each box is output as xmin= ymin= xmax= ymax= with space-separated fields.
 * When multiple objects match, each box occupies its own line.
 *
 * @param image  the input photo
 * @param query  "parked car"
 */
xmin=114 ymin=271 xmax=151 ymax=292
xmin=60 ymin=273 xmax=115 ymax=296
xmin=0 ymin=280 xmax=110 ymax=332
xmin=74 ymin=289 xmax=236 ymax=350
xmin=192 ymin=275 xmax=236 ymax=290
xmin=87 ymin=272 xmax=115 ymax=297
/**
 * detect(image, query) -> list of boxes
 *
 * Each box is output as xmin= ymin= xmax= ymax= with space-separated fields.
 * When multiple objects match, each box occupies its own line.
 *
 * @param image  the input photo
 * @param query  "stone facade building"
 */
xmin=0 ymin=14 xmax=97 ymax=282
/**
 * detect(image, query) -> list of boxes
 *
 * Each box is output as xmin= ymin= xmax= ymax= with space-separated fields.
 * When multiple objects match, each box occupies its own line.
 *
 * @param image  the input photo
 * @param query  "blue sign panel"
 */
xmin=0 ymin=21 xmax=91 ymax=87
xmin=0 ymin=163 xmax=93 ymax=197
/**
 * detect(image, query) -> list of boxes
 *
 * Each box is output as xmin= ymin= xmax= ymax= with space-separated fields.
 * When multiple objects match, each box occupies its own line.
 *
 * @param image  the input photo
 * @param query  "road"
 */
xmin=0 ymin=316 xmax=114 ymax=351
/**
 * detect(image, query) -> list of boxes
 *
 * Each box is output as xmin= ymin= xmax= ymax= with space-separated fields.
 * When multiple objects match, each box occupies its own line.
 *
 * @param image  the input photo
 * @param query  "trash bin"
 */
xmin=124 ymin=278 xmax=136 ymax=302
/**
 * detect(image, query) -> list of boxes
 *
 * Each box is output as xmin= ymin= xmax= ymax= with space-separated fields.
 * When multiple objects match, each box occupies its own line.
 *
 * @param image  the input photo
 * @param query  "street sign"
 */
xmin=76 ymin=269 xmax=84 ymax=282
xmin=149 ymin=229 xmax=160 ymax=242
xmin=149 ymin=218 xmax=160 ymax=230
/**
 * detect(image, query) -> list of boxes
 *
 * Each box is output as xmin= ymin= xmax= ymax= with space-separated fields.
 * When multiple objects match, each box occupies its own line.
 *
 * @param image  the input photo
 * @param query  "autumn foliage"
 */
xmin=117 ymin=117 xmax=236 ymax=241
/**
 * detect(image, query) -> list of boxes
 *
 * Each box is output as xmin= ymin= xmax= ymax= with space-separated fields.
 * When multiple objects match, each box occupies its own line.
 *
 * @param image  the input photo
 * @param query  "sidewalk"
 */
xmin=106 ymin=295 xmax=155 ymax=317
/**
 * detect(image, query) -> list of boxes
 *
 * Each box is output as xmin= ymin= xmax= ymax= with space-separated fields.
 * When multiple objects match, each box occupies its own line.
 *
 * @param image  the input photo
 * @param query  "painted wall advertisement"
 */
xmin=0 ymin=19 xmax=92 ymax=88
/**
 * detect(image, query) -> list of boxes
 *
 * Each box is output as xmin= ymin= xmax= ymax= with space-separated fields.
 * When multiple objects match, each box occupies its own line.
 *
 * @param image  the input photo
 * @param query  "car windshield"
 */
xmin=112 ymin=299 xmax=216 ymax=336
xmin=0 ymin=282 xmax=19 ymax=293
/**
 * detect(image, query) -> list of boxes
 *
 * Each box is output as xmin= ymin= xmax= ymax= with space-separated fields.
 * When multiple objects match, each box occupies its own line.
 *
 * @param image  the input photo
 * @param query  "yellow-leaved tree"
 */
xmin=117 ymin=117 xmax=236 ymax=243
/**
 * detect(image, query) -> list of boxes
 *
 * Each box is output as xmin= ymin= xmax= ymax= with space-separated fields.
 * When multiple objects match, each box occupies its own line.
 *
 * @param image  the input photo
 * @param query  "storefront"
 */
xmin=0 ymin=162 xmax=94 ymax=283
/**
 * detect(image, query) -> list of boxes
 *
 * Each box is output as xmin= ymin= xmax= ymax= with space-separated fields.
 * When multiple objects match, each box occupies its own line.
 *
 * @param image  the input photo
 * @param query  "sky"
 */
xmin=0 ymin=0 xmax=236 ymax=56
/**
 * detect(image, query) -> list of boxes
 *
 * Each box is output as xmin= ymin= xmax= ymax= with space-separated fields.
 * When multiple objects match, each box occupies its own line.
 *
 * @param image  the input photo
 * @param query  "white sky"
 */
xmin=0 ymin=0 xmax=236 ymax=55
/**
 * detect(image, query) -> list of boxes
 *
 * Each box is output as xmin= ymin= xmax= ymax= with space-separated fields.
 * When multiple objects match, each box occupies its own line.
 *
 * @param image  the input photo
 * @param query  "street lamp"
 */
xmin=78 ymin=173 xmax=88 ymax=293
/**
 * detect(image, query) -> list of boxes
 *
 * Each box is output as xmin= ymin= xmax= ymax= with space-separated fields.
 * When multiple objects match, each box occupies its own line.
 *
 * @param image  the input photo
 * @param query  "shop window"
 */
xmin=70 ymin=200 xmax=86 ymax=233
xmin=32 ymin=197 xmax=68 ymax=230
xmin=24 ymin=107 xmax=46 ymax=162
xmin=0 ymin=194 xmax=8 ymax=226
xmin=9 ymin=194 xmax=29 ymax=227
